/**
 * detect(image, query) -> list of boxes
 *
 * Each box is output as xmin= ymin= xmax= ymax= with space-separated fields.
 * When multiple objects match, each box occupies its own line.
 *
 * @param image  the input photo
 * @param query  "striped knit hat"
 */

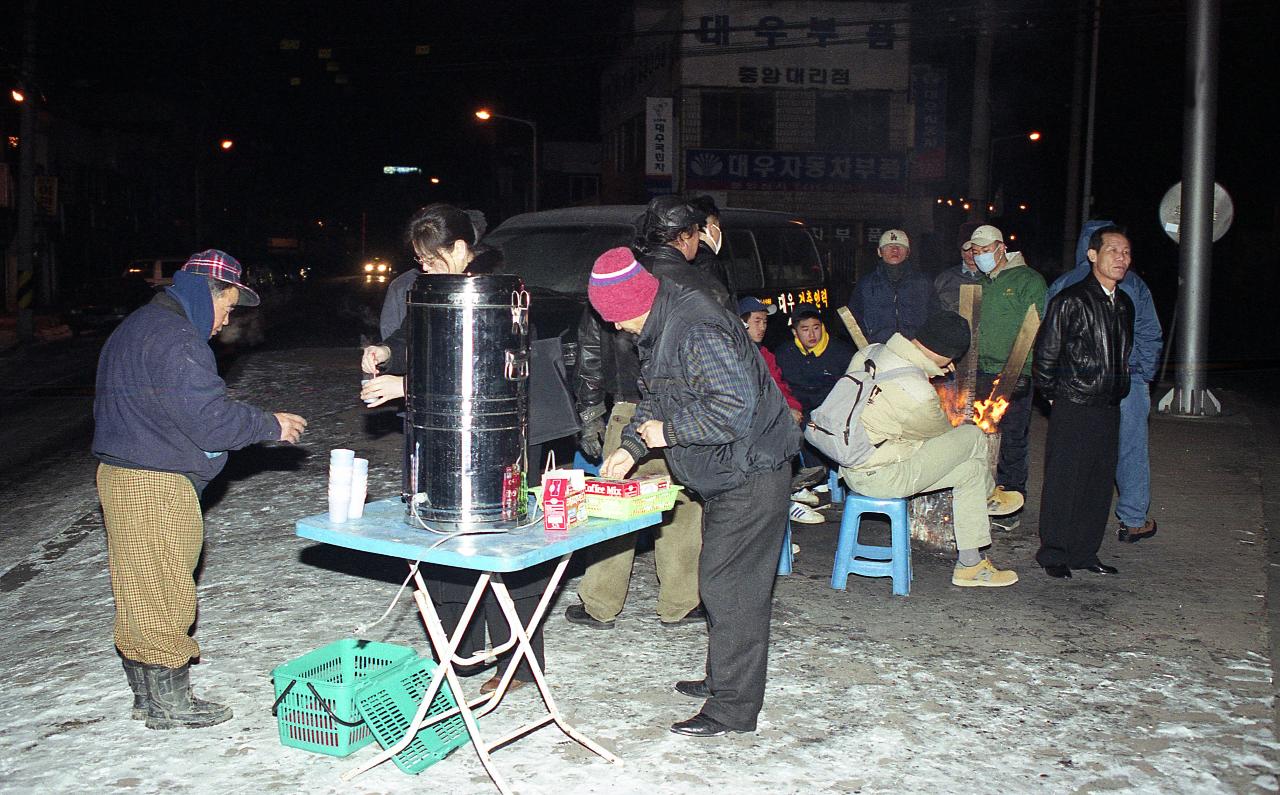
xmin=588 ymin=247 xmax=659 ymax=323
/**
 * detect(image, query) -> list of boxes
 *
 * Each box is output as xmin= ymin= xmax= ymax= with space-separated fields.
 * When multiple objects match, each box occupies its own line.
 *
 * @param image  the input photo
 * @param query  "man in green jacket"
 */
xmin=969 ymin=224 xmax=1046 ymax=522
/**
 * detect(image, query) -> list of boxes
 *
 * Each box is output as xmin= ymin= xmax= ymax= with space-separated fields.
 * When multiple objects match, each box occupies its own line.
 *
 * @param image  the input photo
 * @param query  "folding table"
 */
xmin=295 ymin=496 xmax=663 ymax=793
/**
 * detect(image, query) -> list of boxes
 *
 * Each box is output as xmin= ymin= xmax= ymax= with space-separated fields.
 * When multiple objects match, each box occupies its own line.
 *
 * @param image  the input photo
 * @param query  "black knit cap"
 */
xmin=915 ymin=311 xmax=971 ymax=361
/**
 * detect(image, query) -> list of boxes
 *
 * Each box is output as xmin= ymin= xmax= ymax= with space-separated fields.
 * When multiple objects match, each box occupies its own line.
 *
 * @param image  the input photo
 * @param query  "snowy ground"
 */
xmin=0 ymin=347 xmax=1276 ymax=794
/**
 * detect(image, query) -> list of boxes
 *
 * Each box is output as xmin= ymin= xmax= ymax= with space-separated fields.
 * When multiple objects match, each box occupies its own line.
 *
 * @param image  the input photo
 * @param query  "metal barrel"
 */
xmin=403 ymin=273 xmax=530 ymax=530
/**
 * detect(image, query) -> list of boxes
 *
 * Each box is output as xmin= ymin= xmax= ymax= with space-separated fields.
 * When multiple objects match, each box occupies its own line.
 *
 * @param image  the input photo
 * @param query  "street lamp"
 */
xmin=475 ymin=108 xmax=538 ymax=212
xmin=986 ymin=131 xmax=1042 ymax=217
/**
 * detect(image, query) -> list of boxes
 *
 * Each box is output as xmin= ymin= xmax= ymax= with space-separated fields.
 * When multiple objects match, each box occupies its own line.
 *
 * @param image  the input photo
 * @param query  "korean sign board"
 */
xmin=680 ymin=1 xmax=909 ymax=91
xmin=686 ymin=149 xmax=904 ymax=193
xmin=646 ymin=97 xmax=675 ymax=194
xmin=910 ymin=66 xmax=947 ymax=182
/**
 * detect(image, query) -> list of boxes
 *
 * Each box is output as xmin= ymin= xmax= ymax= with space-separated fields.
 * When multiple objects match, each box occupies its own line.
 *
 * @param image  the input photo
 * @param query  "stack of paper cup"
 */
xmin=329 ymin=449 xmax=355 ymax=522
xmin=348 ymin=458 xmax=369 ymax=519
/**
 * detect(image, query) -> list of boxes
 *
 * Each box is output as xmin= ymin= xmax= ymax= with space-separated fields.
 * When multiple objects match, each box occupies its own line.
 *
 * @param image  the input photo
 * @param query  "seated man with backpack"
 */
xmin=808 ymin=311 xmax=1021 ymax=587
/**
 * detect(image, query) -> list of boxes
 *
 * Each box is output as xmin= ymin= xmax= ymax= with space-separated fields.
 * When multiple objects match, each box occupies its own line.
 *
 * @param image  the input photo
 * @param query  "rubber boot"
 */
xmin=142 ymin=663 xmax=233 ymax=730
xmin=120 ymin=655 xmax=148 ymax=720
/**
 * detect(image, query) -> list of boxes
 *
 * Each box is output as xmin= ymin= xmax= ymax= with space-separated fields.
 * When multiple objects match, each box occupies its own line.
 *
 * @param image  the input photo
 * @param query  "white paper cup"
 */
xmin=330 ymin=448 xmax=355 ymax=465
xmin=328 ymin=491 xmax=350 ymax=523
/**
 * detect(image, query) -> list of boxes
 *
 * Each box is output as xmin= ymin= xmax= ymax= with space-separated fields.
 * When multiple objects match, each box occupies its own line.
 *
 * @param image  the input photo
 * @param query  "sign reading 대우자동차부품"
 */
xmin=685 ymin=149 xmax=904 ymax=193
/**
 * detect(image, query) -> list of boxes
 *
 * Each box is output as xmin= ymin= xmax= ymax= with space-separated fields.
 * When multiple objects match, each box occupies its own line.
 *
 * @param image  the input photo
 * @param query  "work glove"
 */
xmin=578 ymin=406 xmax=607 ymax=459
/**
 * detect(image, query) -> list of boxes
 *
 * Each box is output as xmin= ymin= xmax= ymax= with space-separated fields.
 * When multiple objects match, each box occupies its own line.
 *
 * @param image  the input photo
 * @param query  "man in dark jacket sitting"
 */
xmin=772 ymin=303 xmax=853 ymax=417
xmin=94 ymin=250 xmax=306 ymax=729
xmin=1033 ymin=226 xmax=1135 ymax=579
xmin=590 ymin=247 xmax=801 ymax=738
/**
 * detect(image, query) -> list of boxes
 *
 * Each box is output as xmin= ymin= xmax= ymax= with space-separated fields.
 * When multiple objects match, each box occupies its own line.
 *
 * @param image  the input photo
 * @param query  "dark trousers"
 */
xmin=978 ymin=371 xmax=1033 ymax=493
xmin=425 ymin=563 xmax=551 ymax=681
xmin=1036 ymin=400 xmax=1121 ymax=568
xmin=698 ymin=464 xmax=791 ymax=731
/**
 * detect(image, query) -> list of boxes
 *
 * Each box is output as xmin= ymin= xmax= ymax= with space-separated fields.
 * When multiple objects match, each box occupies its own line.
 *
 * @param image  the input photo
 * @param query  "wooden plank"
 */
xmin=954 ymin=283 xmax=983 ymax=421
xmin=835 ymin=306 xmax=870 ymax=351
xmin=989 ymin=304 xmax=1041 ymax=404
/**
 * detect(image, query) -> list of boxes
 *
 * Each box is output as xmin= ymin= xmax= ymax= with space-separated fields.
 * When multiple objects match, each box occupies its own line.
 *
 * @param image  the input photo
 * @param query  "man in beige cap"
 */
xmin=969 ymin=224 xmax=1046 ymax=523
xmin=846 ymin=228 xmax=936 ymax=344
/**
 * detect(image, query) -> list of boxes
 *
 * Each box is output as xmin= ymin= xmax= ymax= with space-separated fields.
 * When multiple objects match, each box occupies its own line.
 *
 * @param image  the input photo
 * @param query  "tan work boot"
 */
xmin=952 ymin=559 xmax=1019 ymax=587
xmin=986 ymin=486 xmax=1024 ymax=517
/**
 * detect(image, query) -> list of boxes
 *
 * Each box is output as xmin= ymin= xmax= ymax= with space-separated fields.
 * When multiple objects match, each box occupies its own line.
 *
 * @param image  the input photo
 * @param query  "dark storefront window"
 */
xmin=700 ymin=90 xmax=775 ymax=149
xmin=815 ymin=91 xmax=891 ymax=151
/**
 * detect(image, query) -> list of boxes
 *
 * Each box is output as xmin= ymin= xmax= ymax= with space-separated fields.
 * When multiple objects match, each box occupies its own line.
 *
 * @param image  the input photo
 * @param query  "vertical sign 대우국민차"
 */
xmin=646 ymin=97 xmax=675 ymax=195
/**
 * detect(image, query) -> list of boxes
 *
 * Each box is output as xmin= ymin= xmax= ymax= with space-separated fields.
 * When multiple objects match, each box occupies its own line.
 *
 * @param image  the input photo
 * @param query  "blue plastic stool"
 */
xmin=831 ymin=491 xmax=912 ymax=596
xmin=826 ymin=468 xmax=846 ymax=503
xmin=777 ymin=518 xmax=793 ymax=575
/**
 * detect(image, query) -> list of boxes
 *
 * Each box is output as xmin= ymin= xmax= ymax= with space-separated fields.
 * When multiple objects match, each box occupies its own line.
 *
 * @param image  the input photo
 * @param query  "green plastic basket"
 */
xmin=354 ymin=656 xmax=471 ymax=774
xmin=270 ymin=638 xmax=418 ymax=757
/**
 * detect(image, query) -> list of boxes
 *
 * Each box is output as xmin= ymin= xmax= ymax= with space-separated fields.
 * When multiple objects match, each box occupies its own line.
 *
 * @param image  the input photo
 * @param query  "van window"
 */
xmin=753 ymin=227 xmax=822 ymax=286
xmin=489 ymin=225 xmax=633 ymax=294
xmin=723 ymin=229 xmax=762 ymax=289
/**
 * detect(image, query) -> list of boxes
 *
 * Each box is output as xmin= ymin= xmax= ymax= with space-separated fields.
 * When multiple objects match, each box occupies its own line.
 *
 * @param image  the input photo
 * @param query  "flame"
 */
xmin=934 ymin=377 xmax=1009 ymax=434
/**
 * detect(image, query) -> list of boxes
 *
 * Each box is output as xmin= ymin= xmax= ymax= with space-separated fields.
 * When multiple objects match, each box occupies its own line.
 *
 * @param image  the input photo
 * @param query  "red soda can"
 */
xmin=501 ymin=465 xmax=521 ymax=520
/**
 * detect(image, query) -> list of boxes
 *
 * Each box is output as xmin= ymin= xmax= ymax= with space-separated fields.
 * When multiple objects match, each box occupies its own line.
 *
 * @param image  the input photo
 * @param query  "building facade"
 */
xmin=600 ymin=1 xmax=944 ymax=296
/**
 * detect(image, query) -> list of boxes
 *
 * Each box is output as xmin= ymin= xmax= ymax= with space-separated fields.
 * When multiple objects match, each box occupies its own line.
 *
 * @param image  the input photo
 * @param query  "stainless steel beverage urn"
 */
xmin=403 ymin=273 xmax=530 ymax=530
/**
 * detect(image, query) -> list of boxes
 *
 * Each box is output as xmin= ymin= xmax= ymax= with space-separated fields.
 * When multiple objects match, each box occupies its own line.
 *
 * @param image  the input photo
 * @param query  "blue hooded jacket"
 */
xmin=1045 ymin=220 xmax=1163 ymax=383
xmin=846 ymin=260 xmax=936 ymax=344
xmin=93 ymin=270 xmax=280 ymax=490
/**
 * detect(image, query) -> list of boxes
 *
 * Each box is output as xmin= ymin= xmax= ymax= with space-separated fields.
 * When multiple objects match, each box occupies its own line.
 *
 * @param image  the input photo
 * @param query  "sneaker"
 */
xmin=791 ymin=466 xmax=826 ymax=491
xmin=952 ymin=559 xmax=1019 ymax=587
xmin=564 ymin=603 xmax=616 ymax=629
xmin=813 ymin=483 xmax=831 ymax=494
xmin=790 ymin=488 xmax=820 ymax=507
xmin=788 ymin=502 xmax=825 ymax=524
xmin=986 ymin=486 xmax=1024 ymax=517
xmin=791 ymin=543 xmax=800 ymax=556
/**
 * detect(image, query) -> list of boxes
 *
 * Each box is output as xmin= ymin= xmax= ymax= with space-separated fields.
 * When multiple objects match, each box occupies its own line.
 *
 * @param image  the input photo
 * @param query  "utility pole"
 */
xmin=1159 ymin=0 xmax=1223 ymax=417
xmin=966 ymin=0 xmax=995 ymax=223
xmin=15 ymin=0 xmax=38 ymax=344
xmin=1079 ymin=0 xmax=1103 ymax=228
xmin=1060 ymin=0 xmax=1089 ymax=272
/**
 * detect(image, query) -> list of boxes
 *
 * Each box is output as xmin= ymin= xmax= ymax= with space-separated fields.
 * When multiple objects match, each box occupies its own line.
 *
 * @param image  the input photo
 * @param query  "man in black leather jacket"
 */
xmin=1032 ymin=225 xmax=1135 ymax=579
xmin=565 ymin=196 xmax=729 ymax=630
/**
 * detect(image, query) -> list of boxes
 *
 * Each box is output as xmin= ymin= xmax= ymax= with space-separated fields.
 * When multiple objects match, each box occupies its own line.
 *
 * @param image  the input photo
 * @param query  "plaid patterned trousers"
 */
xmin=97 ymin=463 xmax=204 ymax=667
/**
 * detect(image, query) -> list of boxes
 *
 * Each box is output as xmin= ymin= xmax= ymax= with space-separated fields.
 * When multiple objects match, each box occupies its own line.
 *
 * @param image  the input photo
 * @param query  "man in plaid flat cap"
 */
xmin=93 ymin=249 xmax=307 ymax=729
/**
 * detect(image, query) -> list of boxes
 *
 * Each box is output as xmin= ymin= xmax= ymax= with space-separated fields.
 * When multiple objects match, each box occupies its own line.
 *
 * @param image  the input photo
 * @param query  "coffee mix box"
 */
xmin=583 ymin=474 xmax=671 ymax=498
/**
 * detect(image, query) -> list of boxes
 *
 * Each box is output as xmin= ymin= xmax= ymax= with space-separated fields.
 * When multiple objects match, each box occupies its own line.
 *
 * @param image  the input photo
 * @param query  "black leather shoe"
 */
xmin=1118 ymin=519 xmax=1158 ymax=543
xmin=670 ymin=713 xmax=748 ymax=737
xmin=564 ymin=603 xmax=615 ymax=629
xmin=662 ymin=605 xmax=707 ymax=627
xmin=1074 ymin=562 xmax=1118 ymax=575
xmin=1043 ymin=564 xmax=1072 ymax=579
xmin=674 ymin=679 xmax=711 ymax=699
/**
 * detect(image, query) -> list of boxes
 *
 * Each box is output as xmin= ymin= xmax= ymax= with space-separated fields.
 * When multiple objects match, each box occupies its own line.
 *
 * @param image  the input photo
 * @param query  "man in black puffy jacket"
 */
xmin=1033 ymin=226 xmax=1135 ymax=579
xmin=590 ymin=246 xmax=801 ymax=738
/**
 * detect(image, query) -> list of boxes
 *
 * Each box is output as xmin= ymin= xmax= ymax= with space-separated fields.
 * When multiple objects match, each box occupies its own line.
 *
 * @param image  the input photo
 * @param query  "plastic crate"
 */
xmin=271 ymin=638 xmax=418 ymax=757
xmin=354 ymin=656 xmax=471 ymax=775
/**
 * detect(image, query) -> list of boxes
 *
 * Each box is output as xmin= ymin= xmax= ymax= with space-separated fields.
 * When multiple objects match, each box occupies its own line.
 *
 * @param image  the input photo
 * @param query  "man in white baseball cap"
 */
xmin=846 ymin=228 xmax=936 ymax=344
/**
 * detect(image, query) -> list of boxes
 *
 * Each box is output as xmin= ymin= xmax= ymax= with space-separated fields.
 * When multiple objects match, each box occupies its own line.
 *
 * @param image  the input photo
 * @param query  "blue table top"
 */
xmin=296 ymin=497 xmax=663 ymax=572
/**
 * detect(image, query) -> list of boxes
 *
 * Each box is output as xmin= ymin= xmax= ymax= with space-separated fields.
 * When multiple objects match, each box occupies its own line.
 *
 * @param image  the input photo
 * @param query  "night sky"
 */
xmin=8 ymin=0 xmax=1277 ymax=356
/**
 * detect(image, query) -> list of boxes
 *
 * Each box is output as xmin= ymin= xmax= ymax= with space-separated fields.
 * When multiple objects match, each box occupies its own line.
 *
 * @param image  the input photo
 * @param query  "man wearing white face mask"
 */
xmin=690 ymin=195 xmax=732 ymax=297
xmin=968 ymin=224 xmax=1047 ymax=522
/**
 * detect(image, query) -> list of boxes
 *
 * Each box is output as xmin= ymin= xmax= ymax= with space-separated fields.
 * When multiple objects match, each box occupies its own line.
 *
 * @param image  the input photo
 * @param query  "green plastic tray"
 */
xmin=354 ymin=656 xmax=471 ymax=774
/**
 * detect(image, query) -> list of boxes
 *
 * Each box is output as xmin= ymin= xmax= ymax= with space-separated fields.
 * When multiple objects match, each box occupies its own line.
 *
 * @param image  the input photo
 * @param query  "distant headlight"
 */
xmin=364 ymin=263 xmax=374 ymax=272
xmin=376 ymin=263 xmax=387 ymax=273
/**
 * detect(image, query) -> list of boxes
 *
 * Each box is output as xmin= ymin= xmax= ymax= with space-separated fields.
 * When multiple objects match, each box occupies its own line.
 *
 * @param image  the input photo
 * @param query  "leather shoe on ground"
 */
xmin=1043 ymin=564 xmax=1072 ymax=579
xmin=1118 ymin=519 xmax=1158 ymax=543
xmin=670 ymin=713 xmax=748 ymax=737
xmin=661 ymin=604 xmax=707 ymax=627
xmin=1073 ymin=562 xmax=1119 ymax=575
xmin=480 ymin=676 xmax=529 ymax=695
xmin=564 ymin=603 xmax=616 ymax=629
xmin=791 ymin=466 xmax=826 ymax=491
xmin=674 ymin=679 xmax=711 ymax=699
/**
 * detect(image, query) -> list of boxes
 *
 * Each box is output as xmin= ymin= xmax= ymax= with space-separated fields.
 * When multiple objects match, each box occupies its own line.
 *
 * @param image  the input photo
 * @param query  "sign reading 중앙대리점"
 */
xmin=685 ymin=149 xmax=905 ymax=193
